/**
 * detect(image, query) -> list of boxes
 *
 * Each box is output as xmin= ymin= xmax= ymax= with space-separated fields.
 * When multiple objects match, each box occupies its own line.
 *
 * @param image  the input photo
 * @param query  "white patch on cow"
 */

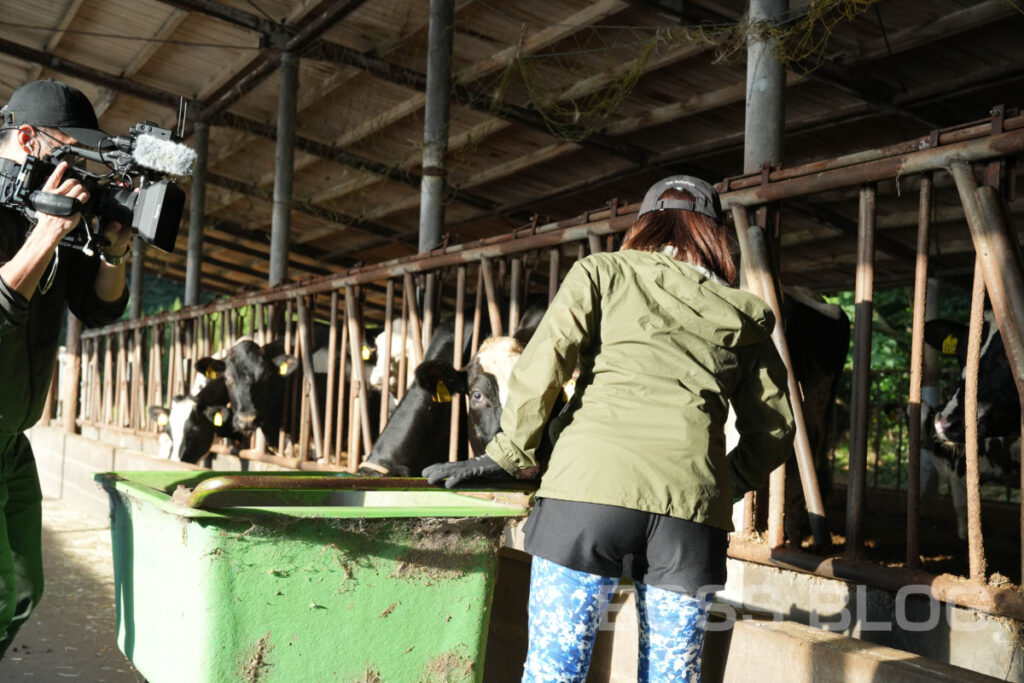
xmin=475 ymin=336 xmax=523 ymax=408
xmin=167 ymin=397 xmax=197 ymax=462
xmin=785 ymin=286 xmax=842 ymax=320
xmin=370 ymin=322 xmax=416 ymax=395
xmin=934 ymin=311 xmax=1000 ymax=432
xmin=157 ymin=432 xmax=173 ymax=460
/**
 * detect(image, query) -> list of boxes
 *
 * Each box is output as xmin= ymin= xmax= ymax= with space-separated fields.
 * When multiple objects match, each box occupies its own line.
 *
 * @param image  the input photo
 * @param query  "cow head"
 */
xmin=195 ymin=340 xmax=299 ymax=437
xmin=925 ymin=313 xmax=1021 ymax=450
xmin=369 ymin=322 xmax=417 ymax=397
xmin=413 ymin=336 xmax=525 ymax=458
xmin=149 ymin=399 xmax=233 ymax=464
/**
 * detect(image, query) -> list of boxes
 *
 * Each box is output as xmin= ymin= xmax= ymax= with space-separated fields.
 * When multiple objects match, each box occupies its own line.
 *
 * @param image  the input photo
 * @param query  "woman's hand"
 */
xmin=422 ymin=455 xmax=514 ymax=488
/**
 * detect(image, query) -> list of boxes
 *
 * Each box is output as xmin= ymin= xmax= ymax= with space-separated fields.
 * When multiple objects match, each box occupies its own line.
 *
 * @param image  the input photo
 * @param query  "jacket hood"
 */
xmin=625 ymin=249 xmax=775 ymax=349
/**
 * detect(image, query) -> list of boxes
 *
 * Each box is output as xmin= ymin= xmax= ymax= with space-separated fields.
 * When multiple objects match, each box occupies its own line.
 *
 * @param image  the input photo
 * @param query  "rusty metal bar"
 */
xmin=63 ymin=312 xmax=82 ymax=434
xmin=906 ymin=173 xmax=932 ymax=569
xmin=728 ymin=537 xmax=1024 ymax=622
xmin=335 ymin=302 xmax=349 ymax=461
xmin=403 ymin=272 xmax=425 ymax=366
xmin=395 ymin=293 xmax=409 ymax=401
xmin=345 ymin=285 xmax=374 ymax=463
xmin=509 ymin=257 xmax=522 ymax=333
xmin=449 ymin=265 xmax=467 ymax=462
xmin=323 ymin=292 xmax=339 ymax=462
xmin=379 ymin=281 xmax=394 ymax=433
xmin=471 ymin=266 xmax=484 ymax=356
xmin=846 ymin=184 xmax=877 ymax=559
xmin=723 ymin=117 xmax=1024 ymax=198
xmin=103 ymin=336 xmax=114 ymax=424
xmin=297 ymin=299 xmax=325 ymax=464
xmin=749 ymin=224 xmax=828 ymax=548
xmin=548 ymin=246 xmax=560 ymax=306
xmin=965 ymin=258 xmax=989 ymax=583
xmin=116 ymin=330 xmax=128 ymax=427
xmin=422 ymin=272 xmax=436 ymax=352
xmin=479 ymin=256 xmax=504 ymax=337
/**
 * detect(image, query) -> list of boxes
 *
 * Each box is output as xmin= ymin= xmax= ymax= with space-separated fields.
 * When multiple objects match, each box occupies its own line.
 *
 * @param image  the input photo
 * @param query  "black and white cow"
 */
xmin=357 ymin=302 xmax=547 ymax=476
xmin=924 ymin=311 xmax=1021 ymax=539
xmin=148 ymin=376 xmax=236 ymax=464
xmin=194 ymin=338 xmax=299 ymax=441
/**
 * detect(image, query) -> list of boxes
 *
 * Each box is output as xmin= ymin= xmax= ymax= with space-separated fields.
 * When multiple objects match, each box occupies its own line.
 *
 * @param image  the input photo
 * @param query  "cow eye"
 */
xmin=471 ymin=391 xmax=483 ymax=402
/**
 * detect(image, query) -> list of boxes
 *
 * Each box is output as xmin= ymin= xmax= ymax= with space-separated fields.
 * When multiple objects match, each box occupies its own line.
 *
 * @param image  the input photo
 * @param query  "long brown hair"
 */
xmin=620 ymin=188 xmax=736 ymax=285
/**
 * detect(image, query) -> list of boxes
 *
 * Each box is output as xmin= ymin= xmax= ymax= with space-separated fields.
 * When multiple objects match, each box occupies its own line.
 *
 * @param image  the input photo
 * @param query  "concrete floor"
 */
xmin=0 ymin=498 xmax=142 ymax=682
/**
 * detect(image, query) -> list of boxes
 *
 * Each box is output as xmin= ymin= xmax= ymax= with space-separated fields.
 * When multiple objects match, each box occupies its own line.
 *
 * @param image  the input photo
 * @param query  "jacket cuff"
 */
xmin=484 ymin=432 xmax=537 ymax=479
xmin=0 ymin=274 xmax=29 ymax=333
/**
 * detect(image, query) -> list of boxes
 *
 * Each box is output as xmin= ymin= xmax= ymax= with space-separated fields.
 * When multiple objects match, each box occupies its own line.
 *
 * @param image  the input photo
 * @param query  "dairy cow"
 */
xmin=148 ymin=376 xmax=237 ymax=464
xmin=194 ymin=338 xmax=299 ymax=442
xmin=924 ymin=311 xmax=1021 ymax=539
xmin=357 ymin=303 xmax=546 ymax=476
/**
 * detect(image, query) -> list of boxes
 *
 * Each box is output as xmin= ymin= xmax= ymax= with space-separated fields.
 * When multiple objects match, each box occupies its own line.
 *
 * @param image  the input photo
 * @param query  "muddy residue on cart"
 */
xmin=422 ymin=649 xmax=474 ymax=682
xmin=392 ymin=517 xmax=507 ymax=583
xmin=240 ymin=630 xmax=274 ymax=682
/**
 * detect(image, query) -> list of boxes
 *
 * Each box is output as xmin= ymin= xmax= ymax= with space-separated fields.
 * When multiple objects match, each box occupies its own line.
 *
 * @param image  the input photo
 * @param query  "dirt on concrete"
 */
xmin=0 ymin=497 xmax=142 ymax=682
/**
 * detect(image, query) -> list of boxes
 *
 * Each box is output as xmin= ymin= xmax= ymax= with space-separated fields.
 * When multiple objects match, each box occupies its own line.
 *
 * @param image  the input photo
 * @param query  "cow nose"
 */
xmin=235 ymin=411 xmax=260 ymax=431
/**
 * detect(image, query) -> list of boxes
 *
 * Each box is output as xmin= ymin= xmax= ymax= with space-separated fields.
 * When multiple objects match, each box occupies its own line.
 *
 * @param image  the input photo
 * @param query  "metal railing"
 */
xmin=50 ymin=110 xmax=1024 ymax=616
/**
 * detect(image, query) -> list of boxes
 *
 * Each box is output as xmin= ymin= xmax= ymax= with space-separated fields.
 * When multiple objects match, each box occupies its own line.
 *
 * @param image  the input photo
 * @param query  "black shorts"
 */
xmin=523 ymin=497 xmax=728 ymax=594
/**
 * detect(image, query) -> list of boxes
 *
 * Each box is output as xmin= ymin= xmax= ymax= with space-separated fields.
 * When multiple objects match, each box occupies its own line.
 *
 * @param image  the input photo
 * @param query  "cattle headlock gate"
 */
xmin=48 ymin=110 xmax=1024 ymax=622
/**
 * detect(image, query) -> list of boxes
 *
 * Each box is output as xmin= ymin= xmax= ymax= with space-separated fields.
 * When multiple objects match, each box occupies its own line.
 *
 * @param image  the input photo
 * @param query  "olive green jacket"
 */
xmin=485 ymin=249 xmax=795 ymax=531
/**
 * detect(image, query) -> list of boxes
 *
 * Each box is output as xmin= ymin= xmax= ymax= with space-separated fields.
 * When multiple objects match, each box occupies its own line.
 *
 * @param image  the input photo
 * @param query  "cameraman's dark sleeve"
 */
xmin=64 ymin=247 xmax=128 ymax=327
xmin=0 ymin=274 xmax=29 ymax=337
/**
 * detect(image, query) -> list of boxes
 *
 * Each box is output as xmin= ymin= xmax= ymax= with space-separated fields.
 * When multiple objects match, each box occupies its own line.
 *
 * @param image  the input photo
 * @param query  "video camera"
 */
xmin=0 ymin=121 xmax=196 ymax=254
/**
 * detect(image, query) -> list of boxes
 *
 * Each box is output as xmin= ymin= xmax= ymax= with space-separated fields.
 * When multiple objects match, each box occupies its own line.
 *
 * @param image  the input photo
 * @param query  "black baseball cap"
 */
xmin=2 ymin=79 xmax=110 ymax=148
xmin=637 ymin=175 xmax=723 ymax=222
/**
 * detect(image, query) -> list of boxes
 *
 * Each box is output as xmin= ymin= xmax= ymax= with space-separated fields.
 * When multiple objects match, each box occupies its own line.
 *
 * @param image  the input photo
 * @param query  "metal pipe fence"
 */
xmin=56 ymin=110 xmax=1024 ymax=615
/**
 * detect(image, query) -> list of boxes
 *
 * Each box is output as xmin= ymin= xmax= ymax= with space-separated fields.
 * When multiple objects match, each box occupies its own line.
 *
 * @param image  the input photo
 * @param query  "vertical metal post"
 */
xmin=270 ymin=51 xmax=299 ymax=287
xmin=185 ymin=120 xmax=208 ymax=306
xmin=129 ymin=236 xmax=144 ymax=319
xmin=379 ymin=281 xmax=394 ymax=432
xmin=297 ymin=299 xmax=325 ymax=464
xmin=743 ymin=0 xmax=785 ymax=174
xmin=965 ymin=259 xmax=989 ymax=583
xmin=846 ymin=184 xmax=877 ymax=559
xmin=906 ymin=174 xmax=932 ymax=568
xmin=62 ymin=312 xmax=82 ymax=434
xmin=345 ymin=285 xmax=373 ymax=462
xmin=509 ymin=257 xmax=522 ymax=333
xmin=418 ymin=0 xmax=453 ymax=254
xmin=449 ymin=265 xmax=466 ymax=461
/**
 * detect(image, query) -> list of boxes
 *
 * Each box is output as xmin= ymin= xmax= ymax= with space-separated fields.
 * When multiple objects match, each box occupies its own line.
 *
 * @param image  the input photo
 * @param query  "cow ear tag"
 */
xmin=213 ymin=411 xmax=224 ymax=427
xmin=361 ymin=344 xmax=372 ymax=361
xmin=204 ymin=367 xmax=220 ymax=379
xmin=156 ymin=413 xmax=168 ymax=427
xmin=433 ymin=381 xmax=452 ymax=403
xmin=941 ymin=334 xmax=959 ymax=355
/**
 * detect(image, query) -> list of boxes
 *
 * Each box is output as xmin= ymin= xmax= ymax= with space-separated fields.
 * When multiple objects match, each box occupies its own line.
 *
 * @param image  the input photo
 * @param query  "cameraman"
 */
xmin=0 ymin=80 xmax=128 ymax=657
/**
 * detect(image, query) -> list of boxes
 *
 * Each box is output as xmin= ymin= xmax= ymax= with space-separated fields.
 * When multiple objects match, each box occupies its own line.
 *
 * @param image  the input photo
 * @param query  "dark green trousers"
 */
xmin=0 ymin=433 xmax=43 ymax=659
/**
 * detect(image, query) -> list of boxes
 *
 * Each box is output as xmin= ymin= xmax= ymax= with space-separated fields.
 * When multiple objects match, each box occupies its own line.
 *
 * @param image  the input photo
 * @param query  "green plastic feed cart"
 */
xmin=94 ymin=471 xmax=530 ymax=683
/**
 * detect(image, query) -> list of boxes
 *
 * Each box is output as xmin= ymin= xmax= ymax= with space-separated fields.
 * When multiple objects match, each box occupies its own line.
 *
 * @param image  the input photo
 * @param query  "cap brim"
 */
xmin=57 ymin=126 xmax=112 ymax=149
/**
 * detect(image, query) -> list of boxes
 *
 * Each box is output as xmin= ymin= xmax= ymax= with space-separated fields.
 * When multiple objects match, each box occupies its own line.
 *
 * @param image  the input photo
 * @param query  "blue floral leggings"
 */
xmin=521 ymin=556 xmax=712 ymax=683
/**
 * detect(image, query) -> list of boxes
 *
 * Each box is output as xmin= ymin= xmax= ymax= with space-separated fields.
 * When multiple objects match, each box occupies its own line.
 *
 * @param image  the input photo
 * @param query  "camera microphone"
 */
xmin=130 ymin=133 xmax=197 ymax=177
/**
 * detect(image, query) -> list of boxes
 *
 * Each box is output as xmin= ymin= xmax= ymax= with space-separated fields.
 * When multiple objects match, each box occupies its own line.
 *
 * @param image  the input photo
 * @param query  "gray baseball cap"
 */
xmin=637 ymin=175 xmax=722 ymax=222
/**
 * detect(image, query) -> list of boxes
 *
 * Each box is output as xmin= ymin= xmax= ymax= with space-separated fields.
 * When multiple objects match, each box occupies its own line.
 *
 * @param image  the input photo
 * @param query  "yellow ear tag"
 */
xmin=361 ymin=345 xmax=372 ymax=361
xmin=213 ymin=412 xmax=224 ymax=427
xmin=156 ymin=413 xmax=168 ymax=427
xmin=941 ymin=334 xmax=958 ymax=355
xmin=279 ymin=362 xmax=290 ymax=375
xmin=204 ymin=368 xmax=218 ymax=379
xmin=433 ymin=381 xmax=452 ymax=403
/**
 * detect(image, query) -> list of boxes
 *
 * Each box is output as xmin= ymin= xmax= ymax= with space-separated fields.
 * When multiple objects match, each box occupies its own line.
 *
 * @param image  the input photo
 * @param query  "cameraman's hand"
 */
xmin=36 ymin=161 xmax=88 ymax=241
xmin=100 ymin=219 xmax=132 ymax=263
xmin=422 ymin=454 xmax=515 ymax=489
